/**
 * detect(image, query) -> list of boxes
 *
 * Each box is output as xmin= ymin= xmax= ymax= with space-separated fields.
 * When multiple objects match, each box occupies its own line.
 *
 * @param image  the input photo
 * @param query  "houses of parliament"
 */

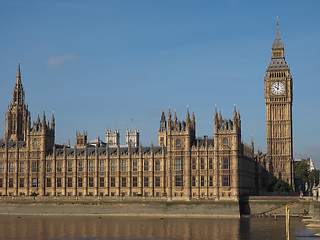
xmin=0 ymin=22 xmax=294 ymax=200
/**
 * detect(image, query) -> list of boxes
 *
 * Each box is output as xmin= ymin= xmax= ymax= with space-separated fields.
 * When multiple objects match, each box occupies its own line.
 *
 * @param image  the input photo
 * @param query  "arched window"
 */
xmin=176 ymin=139 xmax=182 ymax=148
xmin=223 ymin=138 xmax=228 ymax=147
xmin=33 ymin=139 xmax=38 ymax=149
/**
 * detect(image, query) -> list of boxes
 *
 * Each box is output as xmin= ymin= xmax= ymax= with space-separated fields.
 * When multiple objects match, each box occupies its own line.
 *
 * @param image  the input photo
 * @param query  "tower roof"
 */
xmin=272 ymin=17 xmax=284 ymax=49
xmin=16 ymin=61 xmax=21 ymax=84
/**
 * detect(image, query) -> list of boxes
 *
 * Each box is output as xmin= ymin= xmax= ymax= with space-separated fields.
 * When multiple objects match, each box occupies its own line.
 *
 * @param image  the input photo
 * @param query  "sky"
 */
xmin=0 ymin=1 xmax=319 ymax=167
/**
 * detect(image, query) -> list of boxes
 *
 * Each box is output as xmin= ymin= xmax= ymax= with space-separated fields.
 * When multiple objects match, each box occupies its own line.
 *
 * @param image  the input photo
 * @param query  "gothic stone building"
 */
xmin=0 ymin=22 xmax=294 ymax=199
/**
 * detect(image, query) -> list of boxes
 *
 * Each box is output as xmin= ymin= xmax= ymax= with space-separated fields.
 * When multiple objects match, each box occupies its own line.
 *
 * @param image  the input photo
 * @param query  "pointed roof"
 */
xmin=16 ymin=61 xmax=21 ymax=84
xmin=272 ymin=17 xmax=284 ymax=49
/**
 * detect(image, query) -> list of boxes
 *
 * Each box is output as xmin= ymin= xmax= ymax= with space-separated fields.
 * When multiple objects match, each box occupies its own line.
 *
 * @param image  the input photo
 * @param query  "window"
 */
xmin=175 ymin=158 xmax=182 ymax=170
xmin=144 ymin=160 xmax=149 ymax=171
xmin=122 ymin=160 xmax=126 ymax=172
xmin=175 ymin=176 xmax=183 ymax=187
xmin=222 ymin=175 xmax=230 ymax=187
xmin=110 ymin=177 xmax=115 ymax=187
xmin=155 ymin=177 xmax=160 ymax=187
xmin=133 ymin=177 xmax=137 ymax=187
xmin=192 ymin=158 xmax=196 ymax=170
xmin=9 ymin=163 xmax=14 ymax=172
xmin=209 ymin=176 xmax=213 ymax=187
xmin=78 ymin=161 xmax=83 ymax=172
xmin=56 ymin=178 xmax=62 ymax=188
xmin=133 ymin=160 xmax=137 ymax=171
xmin=89 ymin=161 xmax=94 ymax=172
xmin=33 ymin=139 xmax=38 ymax=149
xmin=9 ymin=178 xmax=14 ymax=188
xmin=32 ymin=162 xmax=38 ymax=172
xmin=122 ymin=177 xmax=126 ymax=187
xmin=200 ymin=158 xmax=204 ymax=170
xmin=100 ymin=177 xmax=104 ymax=187
xmin=67 ymin=178 xmax=72 ymax=187
xmin=20 ymin=153 xmax=24 ymax=158
xmin=222 ymin=157 xmax=229 ymax=170
xmin=19 ymin=178 xmax=24 ymax=188
xmin=33 ymin=153 xmax=38 ymax=158
xmin=46 ymin=178 xmax=52 ymax=187
xmin=209 ymin=158 xmax=213 ymax=170
xmin=144 ymin=177 xmax=149 ymax=187
xmin=32 ymin=178 xmax=38 ymax=187
xmin=111 ymin=160 xmax=116 ymax=172
xmin=201 ymin=176 xmax=205 ymax=187
xmin=155 ymin=161 xmax=160 ymax=171
xmin=78 ymin=177 xmax=83 ymax=187
xmin=0 ymin=178 xmax=2 ymax=188
xmin=192 ymin=176 xmax=196 ymax=187
xmin=0 ymin=163 xmax=3 ymax=173
xmin=223 ymin=138 xmax=228 ymax=147
xmin=68 ymin=161 xmax=72 ymax=172
xmin=176 ymin=139 xmax=181 ymax=148
xmin=46 ymin=162 xmax=51 ymax=172
xmin=89 ymin=177 xmax=94 ymax=187
xmin=20 ymin=162 xmax=25 ymax=172
xmin=100 ymin=161 xmax=105 ymax=172
xmin=57 ymin=161 xmax=62 ymax=172
xmin=10 ymin=153 xmax=14 ymax=158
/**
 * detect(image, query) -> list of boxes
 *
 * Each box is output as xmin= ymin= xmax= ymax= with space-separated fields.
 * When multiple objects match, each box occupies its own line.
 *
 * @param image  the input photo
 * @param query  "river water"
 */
xmin=0 ymin=215 xmax=318 ymax=240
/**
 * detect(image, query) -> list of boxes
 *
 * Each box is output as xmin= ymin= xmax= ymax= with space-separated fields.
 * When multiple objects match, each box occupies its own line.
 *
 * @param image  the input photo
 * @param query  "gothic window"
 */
xmin=155 ymin=160 xmax=160 ymax=171
xmin=209 ymin=158 xmax=213 ymax=170
xmin=68 ymin=161 xmax=72 ymax=172
xmin=20 ymin=162 xmax=25 ymax=173
xmin=175 ymin=158 xmax=182 ymax=170
xmin=192 ymin=158 xmax=196 ymax=170
xmin=209 ymin=176 xmax=213 ymax=187
xmin=97 ymin=161 xmax=104 ymax=172
xmin=155 ymin=177 xmax=161 ymax=187
xmin=176 ymin=139 xmax=182 ymax=148
xmin=9 ymin=162 xmax=14 ymax=172
xmin=122 ymin=160 xmax=126 ymax=172
xmin=46 ymin=162 xmax=51 ymax=172
xmin=33 ymin=139 xmax=38 ymax=149
xmin=0 ymin=178 xmax=2 ymax=188
xmin=56 ymin=178 xmax=62 ymax=188
xmin=223 ymin=138 xmax=228 ymax=147
xmin=222 ymin=175 xmax=230 ymax=187
xmin=46 ymin=178 xmax=52 ymax=187
xmin=9 ymin=178 xmax=14 ymax=188
xmin=19 ymin=178 xmax=24 ymax=188
xmin=78 ymin=177 xmax=83 ymax=187
xmin=100 ymin=177 xmax=104 ymax=187
xmin=144 ymin=177 xmax=149 ymax=187
xmin=175 ymin=175 xmax=183 ymax=187
xmin=201 ymin=176 xmax=205 ymax=187
xmin=89 ymin=161 xmax=94 ymax=172
xmin=200 ymin=158 xmax=205 ymax=170
xmin=78 ymin=161 xmax=83 ymax=172
xmin=122 ymin=177 xmax=126 ymax=187
xmin=32 ymin=178 xmax=38 ymax=187
xmin=0 ymin=163 xmax=3 ymax=173
xmin=110 ymin=177 xmax=115 ymax=187
xmin=133 ymin=177 xmax=138 ymax=187
xmin=144 ymin=160 xmax=149 ymax=171
xmin=111 ymin=160 xmax=116 ymax=172
xmin=57 ymin=161 xmax=62 ymax=172
xmin=67 ymin=178 xmax=72 ymax=187
xmin=222 ymin=157 xmax=230 ymax=169
xmin=192 ymin=176 xmax=196 ymax=187
xmin=89 ymin=177 xmax=94 ymax=187
xmin=133 ymin=160 xmax=137 ymax=171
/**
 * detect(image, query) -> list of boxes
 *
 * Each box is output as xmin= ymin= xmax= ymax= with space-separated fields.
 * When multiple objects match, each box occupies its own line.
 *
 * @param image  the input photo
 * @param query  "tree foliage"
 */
xmin=268 ymin=180 xmax=293 ymax=193
xmin=294 ymin=161 xmax=309 ymax=186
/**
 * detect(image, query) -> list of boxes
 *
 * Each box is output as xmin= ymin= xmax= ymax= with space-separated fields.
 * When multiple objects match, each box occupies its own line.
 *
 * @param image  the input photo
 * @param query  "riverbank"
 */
xmin=0 ymin=196 xmax=313 ymax=219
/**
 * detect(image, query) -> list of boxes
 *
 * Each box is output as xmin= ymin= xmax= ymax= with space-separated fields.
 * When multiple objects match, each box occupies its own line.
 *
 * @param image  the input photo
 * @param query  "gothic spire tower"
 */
xmin=264 ymin=18 xmax=293 ymax=186
xmin=4 ymin=62 xmax=30 ymax=141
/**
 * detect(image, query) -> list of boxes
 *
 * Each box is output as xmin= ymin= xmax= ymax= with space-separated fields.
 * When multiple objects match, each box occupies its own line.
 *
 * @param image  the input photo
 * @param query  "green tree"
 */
xmin=309 ymin=169 xmax=320 ymax=187
xmin=294 ymin=161 xmax=310 ymax=187
xmin=273 ymin=180 xmax=293 ymax=192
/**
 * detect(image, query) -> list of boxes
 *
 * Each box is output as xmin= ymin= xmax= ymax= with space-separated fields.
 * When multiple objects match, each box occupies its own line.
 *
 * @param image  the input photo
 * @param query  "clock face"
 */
xmin=271 ymin=82 xmax=285 ymax=95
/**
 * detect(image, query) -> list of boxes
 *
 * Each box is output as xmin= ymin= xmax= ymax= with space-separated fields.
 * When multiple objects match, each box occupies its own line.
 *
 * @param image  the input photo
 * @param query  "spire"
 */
xmin=272 ymin=17 xmax=284 ymax=49
xmin=186 ymin=105 xmax=190 ymax=120
xmin=16 ymin=61 xmax=21 ymax=84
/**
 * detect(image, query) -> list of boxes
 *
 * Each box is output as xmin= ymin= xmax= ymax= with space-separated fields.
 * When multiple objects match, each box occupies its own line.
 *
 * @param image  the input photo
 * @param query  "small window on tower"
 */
xmin=223 ymin=138 xmax=228 ymax=147
xmin=33 ymin=139 xmax=38 ymax=149
xmin=176 ymin=139 xmax=182 ymax=148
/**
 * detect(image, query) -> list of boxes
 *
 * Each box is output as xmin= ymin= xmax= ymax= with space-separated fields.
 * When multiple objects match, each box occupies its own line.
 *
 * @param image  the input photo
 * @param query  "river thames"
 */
xmin=0 ymin=215 xmax=318 ymax=240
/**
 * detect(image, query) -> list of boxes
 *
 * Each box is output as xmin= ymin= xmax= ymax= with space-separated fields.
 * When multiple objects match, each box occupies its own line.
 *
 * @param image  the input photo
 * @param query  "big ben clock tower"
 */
xmin=265 ymin=19 xmax=294 ymax=186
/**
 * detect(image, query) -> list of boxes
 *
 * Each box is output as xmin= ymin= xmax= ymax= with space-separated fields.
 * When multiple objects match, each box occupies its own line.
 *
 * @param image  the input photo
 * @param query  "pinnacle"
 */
xmin=16 ymin=61 xmax=21 ymax=84
xmin=272 ymin=18 xmax=284 ymax=49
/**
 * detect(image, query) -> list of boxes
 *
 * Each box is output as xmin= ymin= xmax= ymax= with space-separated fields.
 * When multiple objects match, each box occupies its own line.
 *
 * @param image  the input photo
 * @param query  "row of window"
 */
xmin=0 ymin=175 xmax=231 ymax=188
xmin=0 ymin=157 xmax=230 ymax=173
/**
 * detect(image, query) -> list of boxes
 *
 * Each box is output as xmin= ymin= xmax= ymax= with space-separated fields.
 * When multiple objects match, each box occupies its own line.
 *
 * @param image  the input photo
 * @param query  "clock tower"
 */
xmin=264 ymin=19 xmax=294 ymax=186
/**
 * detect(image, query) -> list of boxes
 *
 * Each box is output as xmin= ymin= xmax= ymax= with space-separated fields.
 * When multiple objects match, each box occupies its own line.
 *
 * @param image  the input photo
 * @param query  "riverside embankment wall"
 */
xmin=0 ymin=196 xmax=314 ymax=218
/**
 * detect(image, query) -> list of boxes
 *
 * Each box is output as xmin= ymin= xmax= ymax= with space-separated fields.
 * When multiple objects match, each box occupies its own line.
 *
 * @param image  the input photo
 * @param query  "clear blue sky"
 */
xmin=1 ymin=1 xmax=319 ymax=167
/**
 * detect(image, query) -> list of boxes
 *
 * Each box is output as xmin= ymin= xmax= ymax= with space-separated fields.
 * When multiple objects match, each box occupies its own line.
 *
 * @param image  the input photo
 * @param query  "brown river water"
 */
xmin=0 ymin=215 xmax=317 ymax=240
